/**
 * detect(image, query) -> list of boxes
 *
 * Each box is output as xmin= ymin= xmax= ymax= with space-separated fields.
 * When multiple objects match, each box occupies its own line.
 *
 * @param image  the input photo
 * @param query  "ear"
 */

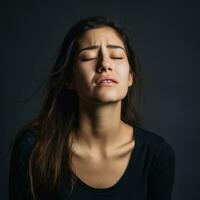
xmin=66 ymin=79 xmax=75 ymax=90
xmin=128 ymin=71 xmax=134 ymax=87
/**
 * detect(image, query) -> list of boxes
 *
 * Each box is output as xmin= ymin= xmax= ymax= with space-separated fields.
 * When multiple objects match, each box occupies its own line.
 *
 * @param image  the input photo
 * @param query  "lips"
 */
xmin=95 ymin=76 xmax=118 ymax=85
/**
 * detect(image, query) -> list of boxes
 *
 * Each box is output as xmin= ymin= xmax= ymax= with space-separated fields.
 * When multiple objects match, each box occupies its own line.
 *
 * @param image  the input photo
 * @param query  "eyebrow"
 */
xmin=77 ymin=44 xmax=126 ymax=54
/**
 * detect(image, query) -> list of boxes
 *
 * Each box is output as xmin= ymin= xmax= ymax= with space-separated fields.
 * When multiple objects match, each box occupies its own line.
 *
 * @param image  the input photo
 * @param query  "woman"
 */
xmin=9 ymin=16 xmax=176 ymax=200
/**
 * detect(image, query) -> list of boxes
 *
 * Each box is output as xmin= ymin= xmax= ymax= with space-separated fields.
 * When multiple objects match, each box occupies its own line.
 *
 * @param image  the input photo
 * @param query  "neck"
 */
xmin=75 ymin=100 xmax=126 ymax=152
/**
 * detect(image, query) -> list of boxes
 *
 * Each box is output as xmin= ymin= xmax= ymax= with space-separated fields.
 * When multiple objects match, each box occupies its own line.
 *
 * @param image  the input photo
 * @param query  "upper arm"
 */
xmin=9 ymin=131 xmax=35 ymax=200
xmin=147 ymin=140 xmax=176 ymax=200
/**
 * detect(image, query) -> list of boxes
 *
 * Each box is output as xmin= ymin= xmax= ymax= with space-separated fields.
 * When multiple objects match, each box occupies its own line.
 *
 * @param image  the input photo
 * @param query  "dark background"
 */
xmin=1 ymin=1 xmax=199 ymax=199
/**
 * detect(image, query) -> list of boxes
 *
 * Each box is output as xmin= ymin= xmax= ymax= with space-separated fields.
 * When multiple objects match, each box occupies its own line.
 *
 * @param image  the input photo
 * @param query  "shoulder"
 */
xmin=11 ymin=129 xmax=37 ymax=167
xmin=134 ymin=126 xmax=176 ymax=163
xmin=135 ymin=126 xmax=164 ymax=143
xmin=15 ymin=129 xmax=37 ymax=152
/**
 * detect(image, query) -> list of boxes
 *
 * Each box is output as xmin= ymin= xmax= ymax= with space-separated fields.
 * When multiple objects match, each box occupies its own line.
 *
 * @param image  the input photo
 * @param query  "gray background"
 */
xmin=1 ymin=1 xmax=199 ymax=199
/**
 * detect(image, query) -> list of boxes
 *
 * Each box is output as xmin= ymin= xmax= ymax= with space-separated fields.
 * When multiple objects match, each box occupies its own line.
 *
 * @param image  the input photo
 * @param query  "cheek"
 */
xmin=73 ymin=64 xmax=94 ymax=90
xmin=118 ymin=64 xmax=130 ymax=84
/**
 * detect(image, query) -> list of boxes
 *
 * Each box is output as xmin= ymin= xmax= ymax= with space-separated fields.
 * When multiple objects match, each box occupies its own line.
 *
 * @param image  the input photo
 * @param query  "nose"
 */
xmin=96 ymin=53 xmax=113 ymax=73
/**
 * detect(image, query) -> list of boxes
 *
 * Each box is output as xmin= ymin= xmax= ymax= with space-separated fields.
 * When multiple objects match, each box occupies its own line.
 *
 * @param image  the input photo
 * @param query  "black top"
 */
xmin=9 ymin=126 xmax=176 ymax=200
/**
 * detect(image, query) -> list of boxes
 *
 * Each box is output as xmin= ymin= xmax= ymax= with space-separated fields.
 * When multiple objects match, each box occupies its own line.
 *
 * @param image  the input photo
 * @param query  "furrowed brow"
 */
xmin=78 ymin=44 xmax=125 ymax=54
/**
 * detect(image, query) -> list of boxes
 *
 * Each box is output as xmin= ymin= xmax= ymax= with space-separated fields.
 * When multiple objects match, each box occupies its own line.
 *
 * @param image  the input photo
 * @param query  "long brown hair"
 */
xmin=9 ymin=16 xmax=143 ymax=199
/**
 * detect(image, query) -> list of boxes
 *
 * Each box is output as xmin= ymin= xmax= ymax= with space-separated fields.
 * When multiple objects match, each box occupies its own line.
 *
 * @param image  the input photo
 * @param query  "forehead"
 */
xmin=78 ymin=26 xmax=125 ymax=47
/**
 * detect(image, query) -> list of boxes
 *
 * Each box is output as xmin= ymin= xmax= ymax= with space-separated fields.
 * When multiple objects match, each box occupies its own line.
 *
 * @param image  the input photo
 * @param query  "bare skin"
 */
xmin=67 ymin=26 xmax=136 ymax=188
xmin=71 ymin=124 xmax=135 ymax=188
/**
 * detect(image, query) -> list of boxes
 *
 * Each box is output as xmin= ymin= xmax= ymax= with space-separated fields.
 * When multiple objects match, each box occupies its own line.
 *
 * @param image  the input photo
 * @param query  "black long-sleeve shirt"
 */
xmin=9 ymin=125 xmax=176 ymax=199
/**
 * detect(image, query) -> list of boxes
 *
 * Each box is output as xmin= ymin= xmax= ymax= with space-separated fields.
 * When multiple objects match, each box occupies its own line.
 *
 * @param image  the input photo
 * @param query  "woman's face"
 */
xmin=69 ymin=26 xmax=133 ymax=105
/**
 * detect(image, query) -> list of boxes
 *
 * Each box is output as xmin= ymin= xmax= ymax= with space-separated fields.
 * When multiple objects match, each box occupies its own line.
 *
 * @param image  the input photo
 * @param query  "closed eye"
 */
xmin=81 ymin=58 xmax=96 ymax=61
xmin=111 ymin=57 xmax=123 ymax=59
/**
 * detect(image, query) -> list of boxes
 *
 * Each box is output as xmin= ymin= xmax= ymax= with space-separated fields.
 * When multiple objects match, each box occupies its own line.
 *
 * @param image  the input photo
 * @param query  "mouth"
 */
xmin=95 ymin=76 xmax=118 ymax=86
xmin=96 ymin=80 xmax=117 ymax=87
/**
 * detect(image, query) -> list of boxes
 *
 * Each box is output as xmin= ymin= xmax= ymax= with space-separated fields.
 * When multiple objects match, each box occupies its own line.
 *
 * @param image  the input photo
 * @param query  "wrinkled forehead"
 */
xmin=77 ymin=26 xmax=125 ymax=49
